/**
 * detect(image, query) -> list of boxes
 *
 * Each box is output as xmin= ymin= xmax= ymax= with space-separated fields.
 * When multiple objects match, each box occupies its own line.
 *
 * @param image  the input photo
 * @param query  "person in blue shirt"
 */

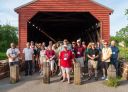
xmin=110 ymin=41 xmax=119 ymax=76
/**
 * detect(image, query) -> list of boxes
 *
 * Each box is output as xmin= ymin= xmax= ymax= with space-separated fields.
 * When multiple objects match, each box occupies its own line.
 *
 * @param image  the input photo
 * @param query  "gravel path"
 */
xmin=0 ymin=73 xmax=128 ymax=92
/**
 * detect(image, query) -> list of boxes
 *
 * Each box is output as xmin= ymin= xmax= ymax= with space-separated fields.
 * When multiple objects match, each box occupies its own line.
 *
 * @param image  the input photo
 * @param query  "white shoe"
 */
xmin=105 ymin=78 xmax=108 ymax=80
xmin=40 ymin=71 xmax=43 ymax=75
xmin=101 ymin=76 xmax=106 ymax=80
xmin=58 ymin=72 xmax=62 ymax=76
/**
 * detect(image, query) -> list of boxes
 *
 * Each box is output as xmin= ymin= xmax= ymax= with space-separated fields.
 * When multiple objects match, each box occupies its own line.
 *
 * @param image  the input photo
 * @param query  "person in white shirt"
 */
xmin=23 ymin=42 xmax=34 ymax=76
xmin=39 ymin=45 xmax=46 ymax=75
xmin=6 ymin=43 xmax=20 ymax=66
xmin=101 ymin=41 xmax=112 ymax=80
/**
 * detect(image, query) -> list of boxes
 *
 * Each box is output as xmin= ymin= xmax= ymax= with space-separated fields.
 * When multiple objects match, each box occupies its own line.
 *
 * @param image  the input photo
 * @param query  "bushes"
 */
xmin=118 ymin=47 xmax=128 ymax=61
xmin=0 ymin=52 xmax=7 ymax=60
xmin=104 ymin=77 xmax=120 ymax=87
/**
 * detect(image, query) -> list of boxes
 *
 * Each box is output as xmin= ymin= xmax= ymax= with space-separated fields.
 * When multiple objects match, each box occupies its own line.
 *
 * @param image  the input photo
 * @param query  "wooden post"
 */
xmin=10 ymin=64 xmax=19 ymax=84
xmin=107 ymin=64 xmax=116 ymax=78
xmin=74 ymin=62 xmax=81 ymax=85
xmin=122 ymin=62 xmax=128 ymax=80
xmin=43 ymin=62 xmax=50 ymax=84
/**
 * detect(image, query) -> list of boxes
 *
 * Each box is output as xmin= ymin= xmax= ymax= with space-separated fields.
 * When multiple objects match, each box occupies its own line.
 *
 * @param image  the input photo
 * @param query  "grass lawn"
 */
xmin=0 ymin=52 xmax=7 ymax=60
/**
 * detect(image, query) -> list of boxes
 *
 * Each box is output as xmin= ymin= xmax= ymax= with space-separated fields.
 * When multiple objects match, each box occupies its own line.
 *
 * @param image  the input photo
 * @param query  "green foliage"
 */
xmin=111 ymin=9 xmax=128 ymax=47
xmin=0 ymin=52 xmax=7 ymax=60
xmin=125 ymin=9 xmax=128 ymax=15
xmin=104 ymin=77 xmax=120 ymax=87
xmin=0 ymin=24 xmax=18 ymax=52
xmin=118 ymin=47 xmax=128 ymax=61
xmin=110 ymin=36 xmax=123 ymax=44
xmin=111 ymin=25 xmax=128 ymax=47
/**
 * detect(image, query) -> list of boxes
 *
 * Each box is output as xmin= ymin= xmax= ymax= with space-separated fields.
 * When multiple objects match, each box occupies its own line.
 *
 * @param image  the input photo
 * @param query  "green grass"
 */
xmin=118 ymin=47 xmax=128 ymax=61
xmin=104 ymin=77 xmax=120 ymax=87
xmin=0 ymin=52 xmax=7 ymax=60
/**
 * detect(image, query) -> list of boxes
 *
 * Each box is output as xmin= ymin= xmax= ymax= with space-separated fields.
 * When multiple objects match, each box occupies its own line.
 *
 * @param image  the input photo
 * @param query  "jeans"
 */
xmin=25 ymin=60 xmax=32 ymax=75
xmin=110 ymin=58 xmax=119 ymax=76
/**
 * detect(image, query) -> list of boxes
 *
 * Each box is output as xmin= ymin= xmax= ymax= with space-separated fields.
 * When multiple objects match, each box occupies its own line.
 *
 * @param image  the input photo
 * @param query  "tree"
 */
xmin=110 ymin=9 xmax=128 ymax=47
xmin=0 ymin=24 xmax=18 ymax=52
xmin=125 ymin=9 xmax=128 ymax=15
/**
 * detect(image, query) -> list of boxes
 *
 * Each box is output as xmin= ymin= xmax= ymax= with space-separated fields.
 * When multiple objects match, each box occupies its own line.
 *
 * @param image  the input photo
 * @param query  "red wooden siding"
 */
xmin=15 ymin=0 xmax=112 ymax=50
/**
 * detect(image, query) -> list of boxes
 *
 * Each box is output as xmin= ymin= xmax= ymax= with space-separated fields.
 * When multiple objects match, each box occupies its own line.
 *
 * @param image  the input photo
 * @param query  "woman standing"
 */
xmin=39 ymin=45 xmax=46 ymax=75
xmin=45 ymin=46 xmax=55 ymax=76
xmin=59 ymin=45 xmax=74 ymax=84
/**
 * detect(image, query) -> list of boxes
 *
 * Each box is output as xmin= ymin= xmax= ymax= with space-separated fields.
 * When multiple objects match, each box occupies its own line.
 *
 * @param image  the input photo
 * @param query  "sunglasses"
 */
xmin=104 ymin=44 xmax=108 ymax=45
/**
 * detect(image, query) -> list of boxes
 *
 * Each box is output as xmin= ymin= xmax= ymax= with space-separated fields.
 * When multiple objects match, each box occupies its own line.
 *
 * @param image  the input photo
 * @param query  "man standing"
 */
xmin=6 ymin=43 xmax=20 ymax=66
xmin=101 ymin=41 xmax=112 ymax=80
xmin=87 ymin=43 xmax=99 ymax=80
xmin=74 ymin=39 xmax=85 ymax=77
xmin=110 ymin=40 xmax=119 ymax=76
xmin=23 ymin=42 xmax=34 ymax=76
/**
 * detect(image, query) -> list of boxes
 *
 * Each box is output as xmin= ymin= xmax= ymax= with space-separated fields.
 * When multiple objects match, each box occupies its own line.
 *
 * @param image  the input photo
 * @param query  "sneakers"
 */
xmin=101 ymin=76 xmax=106 ymax=80
xmin=40 ymin=71 xmax=43 ymax=75
xmin=105 ymin=78 xmax=108 ymax=80
xmin=101 ymin=76 xmax=108 ymax=80
xmin=58 ymin=72 xmax=62 ymax=76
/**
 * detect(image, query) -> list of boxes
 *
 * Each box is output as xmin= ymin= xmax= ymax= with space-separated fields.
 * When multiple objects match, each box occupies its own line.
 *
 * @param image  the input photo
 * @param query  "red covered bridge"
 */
xmin=15 ymin=0 xmax=113 ymax=50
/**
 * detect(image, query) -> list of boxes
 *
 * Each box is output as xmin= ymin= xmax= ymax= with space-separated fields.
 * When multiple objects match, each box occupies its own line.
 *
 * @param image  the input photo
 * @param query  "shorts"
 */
xmin=40 ymin=56 xmax=46 ymax=64
xmin=61 ymin=66 xmax=71 ymax=74
xmin=75 ymin=57 xmax=84 ymax=67
xmin=88 ymin=59 xmax=98 ymax=69
xmin=101 ymin=62 xmax=110 ymax=69
xmin=47 ymin=60 xmax=55 ymax=71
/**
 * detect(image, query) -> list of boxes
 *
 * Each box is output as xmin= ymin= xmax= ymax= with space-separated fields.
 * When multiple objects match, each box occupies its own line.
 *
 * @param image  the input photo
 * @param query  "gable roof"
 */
xmin=15 ymin=0 xmax=113 ymax=13
xmin=14 ymin=0 xmax=37 ymax=12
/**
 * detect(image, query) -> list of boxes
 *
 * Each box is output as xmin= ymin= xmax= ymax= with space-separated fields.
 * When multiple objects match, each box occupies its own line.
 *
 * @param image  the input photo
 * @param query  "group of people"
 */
xmin=6 ymin=39 xmax=119 ymax=84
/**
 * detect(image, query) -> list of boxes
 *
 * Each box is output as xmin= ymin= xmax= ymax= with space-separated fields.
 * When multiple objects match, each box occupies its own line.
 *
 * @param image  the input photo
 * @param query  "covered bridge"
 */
xmin=15 ymin=0 xmax=113 ymax=50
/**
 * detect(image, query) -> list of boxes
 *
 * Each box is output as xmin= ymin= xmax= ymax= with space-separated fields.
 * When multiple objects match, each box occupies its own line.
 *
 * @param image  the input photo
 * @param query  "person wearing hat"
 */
xmin=74 ymin=39 xmax=85 ymax=77
xmin=59 ymin=44 xmax=74 ymax=84
xmin=57 ymin=39 xmax=71 ymax=77
xmin=101 ymin=41 xmax=112 ymax=80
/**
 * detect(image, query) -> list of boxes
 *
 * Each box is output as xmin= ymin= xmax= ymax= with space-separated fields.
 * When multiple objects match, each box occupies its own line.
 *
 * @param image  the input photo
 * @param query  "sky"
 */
xmin=0 ymin=0 xmax=128 ymax=36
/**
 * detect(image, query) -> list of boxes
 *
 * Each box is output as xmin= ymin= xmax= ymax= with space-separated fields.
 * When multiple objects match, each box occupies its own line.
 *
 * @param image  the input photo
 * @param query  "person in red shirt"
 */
xmin=59 ymin=45 xmax=74 ymax=84
xmin=45 ymin=46 xmax=55 ymax=76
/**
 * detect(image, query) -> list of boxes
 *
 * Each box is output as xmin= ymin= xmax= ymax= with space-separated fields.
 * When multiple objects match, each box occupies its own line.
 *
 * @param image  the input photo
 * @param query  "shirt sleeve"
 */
xmin=109 ymin=48 xmax=112 ymax=55
xmin=70 ymin=51 xmax=74 ymax=59
xmin=53 ymin=50 xmax=55 ymax=55
xmin=6 ymin=49 xmax=10 ymax=56
xmin=31 ymin=49 xmax=34 ymax=54
xmin=17 ymin=49 xmax=20 ymax=54
xmin=117 ymin=47 xmax=120 ymax=53
xmin=59 ymin=51 xmax=62 ymax=59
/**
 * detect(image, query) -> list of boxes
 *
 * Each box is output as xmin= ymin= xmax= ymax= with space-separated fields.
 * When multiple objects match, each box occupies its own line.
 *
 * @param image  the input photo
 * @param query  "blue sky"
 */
xmin=0 ymin=0 xmax=128 ymax=36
